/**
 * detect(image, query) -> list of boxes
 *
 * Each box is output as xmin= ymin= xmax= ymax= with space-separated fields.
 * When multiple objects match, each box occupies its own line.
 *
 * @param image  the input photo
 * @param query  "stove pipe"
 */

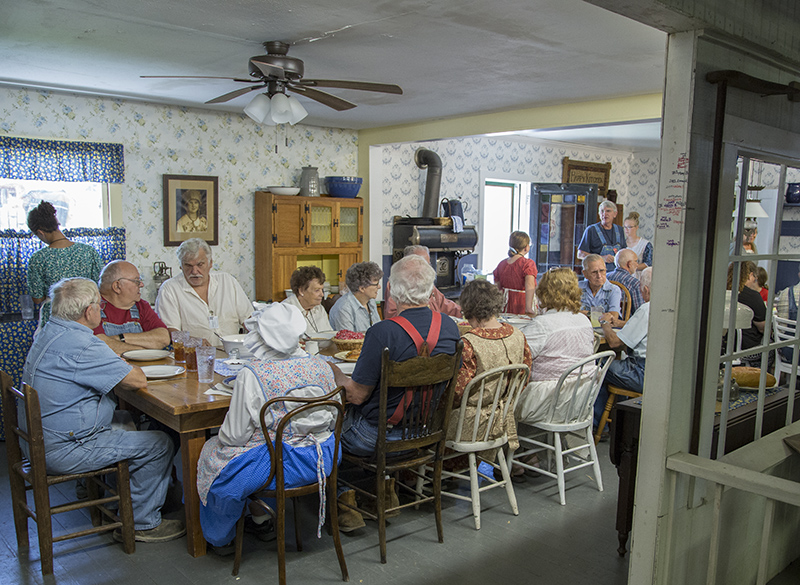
xmin=415 ymin=148 xmax=442 ymax=218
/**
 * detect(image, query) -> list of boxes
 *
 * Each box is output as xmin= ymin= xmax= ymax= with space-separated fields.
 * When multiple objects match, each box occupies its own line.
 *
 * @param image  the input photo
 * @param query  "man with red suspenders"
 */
xmin=330 ymin=254 xmax=461 ymax=530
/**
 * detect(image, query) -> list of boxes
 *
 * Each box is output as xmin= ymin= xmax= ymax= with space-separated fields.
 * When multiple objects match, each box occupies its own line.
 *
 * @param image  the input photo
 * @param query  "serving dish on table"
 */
xmin=221 ymin=375 xmax=237 ymax=389
xmin=334 ymin=351 xmax=360 ymax=363
xmin=122 ymin=349 xmax=171 ymax=361
xmin=308 ymin=330 xmax=337 ymax=342
xmin=141 ymin=365 xmax=186 ymax=380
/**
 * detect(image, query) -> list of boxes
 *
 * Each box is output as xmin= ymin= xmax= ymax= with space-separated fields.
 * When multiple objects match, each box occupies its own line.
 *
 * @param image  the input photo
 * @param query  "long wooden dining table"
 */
xmin=114 ymin=352 xmax=230 ymax=558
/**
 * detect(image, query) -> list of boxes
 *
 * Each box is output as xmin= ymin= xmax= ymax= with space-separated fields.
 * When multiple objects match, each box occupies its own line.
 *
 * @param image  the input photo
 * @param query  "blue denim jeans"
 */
xmin=593 ymin=356 xmax=646 ymax=430
xmin=44 ymin=427 xmax=175 ymax=530
xmin=341 ymin=407 xmax=406 ymax=458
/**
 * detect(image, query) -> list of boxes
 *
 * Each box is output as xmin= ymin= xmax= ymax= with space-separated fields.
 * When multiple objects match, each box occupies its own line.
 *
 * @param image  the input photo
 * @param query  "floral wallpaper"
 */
xmin=375 ymin=137 xmax=660 ymax=256
xmin=0 ymin=86 xmax=358 ymax=301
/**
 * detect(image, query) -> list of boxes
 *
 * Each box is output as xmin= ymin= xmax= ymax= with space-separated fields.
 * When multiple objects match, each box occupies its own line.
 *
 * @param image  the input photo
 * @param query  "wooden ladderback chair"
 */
xmin=511 ymin=351 xmax=615 ymax=505
xmin=340 ymin=341 xmax=463 ymax=563
xmin=232 ymin=386 xmax=348 ymax=585
xmin=609 ymin=280 xmax=632 ymax=321
xmin=594 ymin=385 xmax=644 ymax=445
xmin=1 ymin=370 xmax=135 ymax=576
xmin=418 ymin=363 xmax=530 ymax=530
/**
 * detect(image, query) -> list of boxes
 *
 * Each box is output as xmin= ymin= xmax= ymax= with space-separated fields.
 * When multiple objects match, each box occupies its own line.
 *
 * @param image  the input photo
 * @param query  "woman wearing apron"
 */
xmin=492 ymin=231 xmax=538 ymax=315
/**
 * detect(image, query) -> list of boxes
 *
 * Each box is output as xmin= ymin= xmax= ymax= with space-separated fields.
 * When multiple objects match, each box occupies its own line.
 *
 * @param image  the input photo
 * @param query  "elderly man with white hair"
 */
xmin=155 ymin=238 xmax=252 ymax=347
xmin=606 ymin=248 xmax=646 ymax=324
xmin=23 ymin=277 xmax=183 ymax=542
xmin=577 ymin=200 xmax=627 ymax=272
xmin=196 ymin=303 xmax=340 ymax=552
xmin=594 ymin=267 xmax=653 ymax=433
xmin=93 ymin=260 xmax=170 ymax=354
xmin=330 ymin=254 xmax=461 ymax=529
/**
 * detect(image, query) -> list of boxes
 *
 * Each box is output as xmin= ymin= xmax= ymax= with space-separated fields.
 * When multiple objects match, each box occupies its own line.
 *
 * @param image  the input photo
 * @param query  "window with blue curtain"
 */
xmin=0 ymin=136 xmax=126 ymax=439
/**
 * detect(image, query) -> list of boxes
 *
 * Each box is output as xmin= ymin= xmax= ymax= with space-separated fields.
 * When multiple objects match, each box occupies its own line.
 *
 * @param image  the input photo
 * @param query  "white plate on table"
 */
xmin=221 ymin=375 xmax=237 ymax=389
xmin=503 ymin=317 xmax=531 ymax=325
xmin=122 ymin=349 xmax=171 ymax=361
xmin=337 ymin=362 xmax=356 ymax=375
xmin=334 ymin=350 xmax=360 ymax=363
xmin=738 ymin=383 xmax=778 ymax=392
xmin=141 ymin=365 xmax=185 ymax=380
xmin=308 ymin=330 xmax=337 ymax=341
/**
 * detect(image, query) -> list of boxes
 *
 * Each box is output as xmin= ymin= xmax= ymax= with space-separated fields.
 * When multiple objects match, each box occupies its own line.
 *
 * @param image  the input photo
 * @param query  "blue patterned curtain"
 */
xmin=0 ymin=136 xmax=125 ymax=183
xmin=0 ymin=227 xmax=126 ymax=313
xmin=0 ymin=227 xmax=125 ymax=439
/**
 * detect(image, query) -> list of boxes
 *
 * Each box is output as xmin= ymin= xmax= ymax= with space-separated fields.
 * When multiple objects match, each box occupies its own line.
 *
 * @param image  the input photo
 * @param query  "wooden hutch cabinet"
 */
xmin=254 ymin=191 xmax=363 ymax=302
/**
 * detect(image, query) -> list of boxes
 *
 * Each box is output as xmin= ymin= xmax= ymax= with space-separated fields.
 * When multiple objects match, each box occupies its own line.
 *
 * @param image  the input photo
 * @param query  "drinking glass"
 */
xmin=196 ymin=346 xmax=216 ymax=383
xmin=185 ymin=337 xmax=200 ymax=372
xmin=590 ymin=306 xmax=604 ymax=327
xmin=171 ymin=330 xmax=188 ymax=363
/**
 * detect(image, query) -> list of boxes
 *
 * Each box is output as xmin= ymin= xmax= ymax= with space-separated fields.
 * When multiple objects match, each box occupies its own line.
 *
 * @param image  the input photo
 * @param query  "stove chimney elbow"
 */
xmin=415 ymin=148 xmax=442 ymax=218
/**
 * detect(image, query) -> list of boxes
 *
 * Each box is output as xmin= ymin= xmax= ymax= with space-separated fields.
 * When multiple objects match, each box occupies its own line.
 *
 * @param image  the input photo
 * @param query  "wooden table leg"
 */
xmin=181 ymin=430 xmax=209 ymax=557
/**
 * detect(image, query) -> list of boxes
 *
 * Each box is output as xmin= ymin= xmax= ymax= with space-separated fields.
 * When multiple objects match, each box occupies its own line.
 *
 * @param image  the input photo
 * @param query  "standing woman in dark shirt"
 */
xmin=27 ymin=201 xmax=103 ymax=327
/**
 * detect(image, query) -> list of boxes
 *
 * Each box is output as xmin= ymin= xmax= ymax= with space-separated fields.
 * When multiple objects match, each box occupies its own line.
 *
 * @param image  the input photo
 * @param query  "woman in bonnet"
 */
xmin=196 ymin=303 xmax=341 ymax=550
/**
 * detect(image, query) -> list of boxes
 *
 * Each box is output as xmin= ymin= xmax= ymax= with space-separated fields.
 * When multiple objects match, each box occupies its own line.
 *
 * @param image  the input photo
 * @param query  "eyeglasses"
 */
xmin=368 ymin=281 xmax=381 ymax=288
xmin=118 ymin=277 xmax=144 ymax=286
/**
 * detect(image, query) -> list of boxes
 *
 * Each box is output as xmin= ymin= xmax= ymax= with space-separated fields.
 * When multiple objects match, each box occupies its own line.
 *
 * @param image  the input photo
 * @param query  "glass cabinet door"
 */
xmin=531 ymin=183 xmax=597 ymax=273
xmin=307 ymin=201 xmax=334 ymax=246
xmin=339 ymin=204 xmax=361 ymax=245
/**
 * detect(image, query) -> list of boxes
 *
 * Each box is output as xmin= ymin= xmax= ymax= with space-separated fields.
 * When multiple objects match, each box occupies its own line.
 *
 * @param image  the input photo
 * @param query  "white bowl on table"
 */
xmin=221 ymin=334 xmax=254 ymax=358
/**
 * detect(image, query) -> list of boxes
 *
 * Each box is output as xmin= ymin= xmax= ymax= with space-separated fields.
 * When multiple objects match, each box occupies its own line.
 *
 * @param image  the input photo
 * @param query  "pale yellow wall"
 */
xmin=356 ymin=93 xmax=663 ymax=257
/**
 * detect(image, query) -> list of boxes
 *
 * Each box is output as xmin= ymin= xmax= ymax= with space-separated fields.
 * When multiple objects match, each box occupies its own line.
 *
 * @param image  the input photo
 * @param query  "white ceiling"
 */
xmin=1 ymin=0 xmax=667 ymax=146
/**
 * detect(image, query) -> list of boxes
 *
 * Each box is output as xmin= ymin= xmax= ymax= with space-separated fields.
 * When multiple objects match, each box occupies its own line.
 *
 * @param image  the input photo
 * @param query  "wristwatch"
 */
xmin=599 ymin=319 xmax=609 ymax=325
xmin=119 ymin=333 xmax=125 ymax=343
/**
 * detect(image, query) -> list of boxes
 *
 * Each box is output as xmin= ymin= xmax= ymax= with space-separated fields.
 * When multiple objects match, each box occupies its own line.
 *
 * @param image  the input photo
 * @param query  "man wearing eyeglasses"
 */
xmin=93 ymin=260 xmax=170 ymax=354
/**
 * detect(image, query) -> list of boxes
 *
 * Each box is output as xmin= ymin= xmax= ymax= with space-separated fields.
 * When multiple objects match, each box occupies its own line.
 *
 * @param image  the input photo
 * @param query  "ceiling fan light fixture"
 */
xmin=244 ymin=93 xmax=271 ymax=123
xmin=270 ymin=92 xmax=292 ymax=123
xmin=287 ymin=96 xmax=308 ymax=124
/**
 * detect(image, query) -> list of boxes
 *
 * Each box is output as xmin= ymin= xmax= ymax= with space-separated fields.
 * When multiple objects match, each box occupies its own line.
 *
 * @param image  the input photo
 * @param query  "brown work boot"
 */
xmin=361 ymin=477 xmax=401 ymax=519
xmin=337 ymin=489 xmax=365 ymax=533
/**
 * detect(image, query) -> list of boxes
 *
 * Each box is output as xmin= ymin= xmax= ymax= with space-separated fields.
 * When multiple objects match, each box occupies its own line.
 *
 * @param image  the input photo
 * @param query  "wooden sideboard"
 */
xmin=254 ymin=191 xmax=363 ymax=302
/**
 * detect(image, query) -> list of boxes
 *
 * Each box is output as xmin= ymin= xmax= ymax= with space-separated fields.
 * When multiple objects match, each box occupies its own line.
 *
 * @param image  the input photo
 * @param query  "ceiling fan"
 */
xmin=142 ymin=41 xmax=403 ymax=112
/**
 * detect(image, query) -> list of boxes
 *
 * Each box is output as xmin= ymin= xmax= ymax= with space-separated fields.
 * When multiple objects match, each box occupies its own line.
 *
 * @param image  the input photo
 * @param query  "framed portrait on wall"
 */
xmin=163 ymin=174 xmax=218 ymax=246
xmin=562 ymin=157 xmax=612 ymax=199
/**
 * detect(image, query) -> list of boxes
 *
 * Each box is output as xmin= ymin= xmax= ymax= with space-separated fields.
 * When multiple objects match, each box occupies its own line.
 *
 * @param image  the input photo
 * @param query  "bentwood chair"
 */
xmin=609 ymin=280 xmax=632 ymax=321
xmin=511 ymin=351 xmax=615 ymax=505
xmin=2 ymin=370 xmax=135 ymax=576
xmin=339 ymin=342 xmax=463 ymax=563
xmin=232 ymin=387 xmax=348 ymax=585
xmin=417 ymin=364 xmax=530 ymax=530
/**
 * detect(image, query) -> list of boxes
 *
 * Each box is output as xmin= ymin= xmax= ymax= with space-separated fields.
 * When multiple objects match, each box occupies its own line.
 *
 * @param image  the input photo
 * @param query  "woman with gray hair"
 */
xmin=329 ymin=261 xmax=383 ymax=332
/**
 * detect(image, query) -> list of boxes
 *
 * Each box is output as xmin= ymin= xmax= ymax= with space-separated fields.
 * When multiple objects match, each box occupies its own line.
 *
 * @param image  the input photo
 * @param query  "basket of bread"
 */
xmin=334 ymin=329 xmax=365 ymax=352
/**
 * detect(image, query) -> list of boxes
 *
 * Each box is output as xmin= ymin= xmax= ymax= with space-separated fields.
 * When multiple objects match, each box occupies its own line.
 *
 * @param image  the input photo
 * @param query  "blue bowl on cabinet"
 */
xmin=787 ymin=183 xmax=800 ymax=205
xmin=325 ymin=176 xmax=362 ymax=198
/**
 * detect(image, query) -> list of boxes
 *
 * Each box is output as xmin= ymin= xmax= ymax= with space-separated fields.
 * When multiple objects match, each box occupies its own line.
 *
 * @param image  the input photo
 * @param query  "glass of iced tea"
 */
xmin=185 ymin=337 xmax=200 ymax=372
xmin=171 ymin=330 xmax=188 ymax=363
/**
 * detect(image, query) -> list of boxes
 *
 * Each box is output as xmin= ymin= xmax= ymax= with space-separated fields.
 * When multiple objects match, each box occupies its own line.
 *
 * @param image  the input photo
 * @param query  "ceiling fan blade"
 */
xmin=298 ymin=79 xmax=403 ymax=95
xmin=288 ymin=85 xmax=357 ymax=111
xmin=250 ymin=58 xmax=285 ymax=80
xmin=141 ymin=75 xmax=253 ymax=83
xmin=205 ymin=85 xmax=265 ymax=104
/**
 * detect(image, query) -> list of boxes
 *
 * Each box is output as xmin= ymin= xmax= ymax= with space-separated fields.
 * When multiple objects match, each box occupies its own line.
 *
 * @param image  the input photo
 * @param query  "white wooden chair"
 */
xmin=415 ymin=364 xmax=530 ymax=530
xmin=510 ymin=351 xmax=615 ymax=506
xmin=773 ymin=315 xmax=798 ymax=382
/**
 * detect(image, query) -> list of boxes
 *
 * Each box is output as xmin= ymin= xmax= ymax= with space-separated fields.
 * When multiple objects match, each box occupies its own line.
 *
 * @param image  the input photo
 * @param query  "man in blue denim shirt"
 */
xmin=22 ymin=277 xmax=184 ymax=543
xmin=579 ymin=254 xmax=622 ymax=322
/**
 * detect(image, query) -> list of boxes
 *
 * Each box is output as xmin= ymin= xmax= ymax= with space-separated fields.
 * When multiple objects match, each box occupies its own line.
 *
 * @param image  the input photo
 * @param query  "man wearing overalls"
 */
xmin=93 ymin=260 xmax=170 ymax=354
xmin=577 ymin=200 xmax=626 ymax=273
